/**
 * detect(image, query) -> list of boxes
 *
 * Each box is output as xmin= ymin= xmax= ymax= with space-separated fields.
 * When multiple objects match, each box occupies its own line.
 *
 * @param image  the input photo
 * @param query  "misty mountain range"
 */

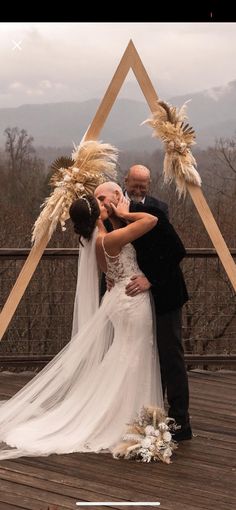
xmin=0 ymin=80 xmax=236 ymax=151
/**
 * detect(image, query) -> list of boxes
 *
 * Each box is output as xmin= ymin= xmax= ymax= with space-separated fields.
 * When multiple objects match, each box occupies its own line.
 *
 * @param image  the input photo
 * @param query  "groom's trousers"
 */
xmin=155 ymin=307 xmax=190 ymax=427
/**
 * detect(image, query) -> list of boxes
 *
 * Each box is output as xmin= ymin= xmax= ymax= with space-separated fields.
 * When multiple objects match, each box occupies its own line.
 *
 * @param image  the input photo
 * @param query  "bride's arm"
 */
xmin=104 ymin=196 xmax=158 ymax=254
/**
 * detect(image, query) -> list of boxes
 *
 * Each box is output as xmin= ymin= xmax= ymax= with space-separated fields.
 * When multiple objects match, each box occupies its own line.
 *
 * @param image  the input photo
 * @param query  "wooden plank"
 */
xmin=0 ymin=248 xmax=79 ymax=257
xmin=129 ymin=41 xmax=159 ymax=111
xmin=0 ymin=491 xmax=65 ymax=510
xmin=10 ymin=448 xmax=234 ymax=503
xmin=0 ymin=479 xmax=80 ymax=510
xmin=1 ymin=248 xmax=235 ymax=257
xmin=0 ymin=503 xmax=22 ymax=510
xmin=190 ymin=371 xmax=236 ymax=382
xmin=0 ymin=459 xmax=161 ymax=502
xmin=0 ymin=462 xmax=162 ymax=504
xmin=0 ymin=463 xmax=233 ymax=510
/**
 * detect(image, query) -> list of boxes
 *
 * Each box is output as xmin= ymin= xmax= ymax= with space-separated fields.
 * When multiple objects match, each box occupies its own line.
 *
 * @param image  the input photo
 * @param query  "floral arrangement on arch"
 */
xmin=112 ymin=405 xmax=178 ymax=464
xmin=142 ymin=99 xmax=202 ymax=198
xmin=31 ymin=140 xmax=118 ymax=246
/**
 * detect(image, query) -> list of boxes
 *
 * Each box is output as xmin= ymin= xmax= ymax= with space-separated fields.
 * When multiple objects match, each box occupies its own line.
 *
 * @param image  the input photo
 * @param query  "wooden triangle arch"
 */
xmin=0 ymin=40 xmax=236 ymax=340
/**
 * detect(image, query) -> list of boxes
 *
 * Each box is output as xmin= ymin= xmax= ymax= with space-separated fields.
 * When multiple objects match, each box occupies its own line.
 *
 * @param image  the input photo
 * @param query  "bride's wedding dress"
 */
xmin=0 ymin=229 xmax=163 ymax=460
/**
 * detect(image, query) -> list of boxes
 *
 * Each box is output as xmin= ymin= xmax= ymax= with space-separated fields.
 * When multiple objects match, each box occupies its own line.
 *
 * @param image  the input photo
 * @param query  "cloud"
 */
xmin=0 ymin=23 xmax=236 ymax=107
xmin=7 ymin=79 xmax=65 ymax=97
xmin=204 ymin=82 xmax=234 ymax=101
xmin=9 ymin=81 xmax=23 ymax=90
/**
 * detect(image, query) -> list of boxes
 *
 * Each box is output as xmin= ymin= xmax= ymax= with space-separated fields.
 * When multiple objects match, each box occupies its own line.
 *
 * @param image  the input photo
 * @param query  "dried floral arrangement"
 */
xmin=143 ymin=100 xmax=202 ymax=198
xmin=31 ymin=140 xmax=118 ymax=245
xmin=112 ymin=406 xmax=178 ymax=464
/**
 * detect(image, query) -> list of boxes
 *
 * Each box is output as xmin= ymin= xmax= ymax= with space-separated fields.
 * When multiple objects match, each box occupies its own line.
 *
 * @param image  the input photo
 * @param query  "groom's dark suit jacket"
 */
xmin=103 ymin=195 xmax=188 ymax=314
xmin=141 ymin=194 xmax=169 ymax=219
xmin=129 ymin=199 xmax=188 ymax=314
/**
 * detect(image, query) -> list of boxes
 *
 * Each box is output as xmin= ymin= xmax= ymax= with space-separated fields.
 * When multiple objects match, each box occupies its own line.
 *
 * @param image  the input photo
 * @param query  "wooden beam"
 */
xmin=1 ymin=354 xmax=235 ymax=368
xmin=129 ymin=40 xmax=159 ymax=111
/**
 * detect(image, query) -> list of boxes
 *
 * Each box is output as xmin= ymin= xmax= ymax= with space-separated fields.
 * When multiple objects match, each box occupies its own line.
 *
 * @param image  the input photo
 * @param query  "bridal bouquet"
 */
xmin=112 ymin=406 xmax=178 ymax=464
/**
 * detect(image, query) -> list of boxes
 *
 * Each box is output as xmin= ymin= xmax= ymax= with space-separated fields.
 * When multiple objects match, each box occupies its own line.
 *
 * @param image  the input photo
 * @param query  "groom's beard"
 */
xmin=128 ymin=194 xmax=144 ymax=203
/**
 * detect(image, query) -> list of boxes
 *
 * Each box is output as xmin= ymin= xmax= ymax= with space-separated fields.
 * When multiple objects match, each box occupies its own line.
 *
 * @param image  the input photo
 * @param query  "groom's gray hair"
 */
xmin=94 ymin=181 xmax=123 ymax=195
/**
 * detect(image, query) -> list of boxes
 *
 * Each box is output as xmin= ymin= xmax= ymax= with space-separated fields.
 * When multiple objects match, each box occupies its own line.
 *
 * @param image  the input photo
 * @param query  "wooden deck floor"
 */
xmin=0 ymin=370 xmax=235 ymax=510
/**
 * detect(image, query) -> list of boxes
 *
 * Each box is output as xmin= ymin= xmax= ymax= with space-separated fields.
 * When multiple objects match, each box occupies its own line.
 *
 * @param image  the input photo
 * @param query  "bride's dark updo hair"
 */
xmin=69 ymin=194 xmax=100 ymax=245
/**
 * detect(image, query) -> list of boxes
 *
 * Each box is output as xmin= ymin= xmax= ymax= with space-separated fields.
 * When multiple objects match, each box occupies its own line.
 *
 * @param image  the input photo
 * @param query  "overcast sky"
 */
xmin=1 ymin=22 xmax=236 ymax=108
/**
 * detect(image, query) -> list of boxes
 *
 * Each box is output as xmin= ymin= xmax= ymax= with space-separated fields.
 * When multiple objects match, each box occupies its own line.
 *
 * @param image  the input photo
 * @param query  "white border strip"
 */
xmin=76 ymin=503 xmax=160 ymax=506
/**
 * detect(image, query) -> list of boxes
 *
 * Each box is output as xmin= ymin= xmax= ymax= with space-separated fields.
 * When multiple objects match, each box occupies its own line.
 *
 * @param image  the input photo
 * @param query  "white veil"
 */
xmin=71 ymin=227 xmax=99 ymax=335
xmin=0 ymin=227 xmax=114 ymax=459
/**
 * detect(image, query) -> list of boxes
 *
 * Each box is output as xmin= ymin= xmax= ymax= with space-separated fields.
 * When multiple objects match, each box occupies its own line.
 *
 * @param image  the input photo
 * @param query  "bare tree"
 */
xmin=4 ymin=127 xmax=36 ymax=200
xmin=215 ymin=136 xmax=236 ymax=176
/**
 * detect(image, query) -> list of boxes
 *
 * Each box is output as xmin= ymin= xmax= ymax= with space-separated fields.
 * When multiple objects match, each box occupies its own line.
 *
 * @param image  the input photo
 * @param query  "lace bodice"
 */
xmin=102 ymin=238 xmax=143 ymax=283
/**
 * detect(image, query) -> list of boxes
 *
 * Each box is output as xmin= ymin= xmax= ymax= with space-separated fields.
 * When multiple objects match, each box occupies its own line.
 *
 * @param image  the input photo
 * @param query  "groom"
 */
xmin=94 ymin=176 xmax=192 ymax=441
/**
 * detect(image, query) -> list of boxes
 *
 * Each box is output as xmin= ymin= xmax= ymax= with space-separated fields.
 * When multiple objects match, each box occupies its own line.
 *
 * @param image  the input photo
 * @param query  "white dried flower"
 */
xmin=63 ymin=174 xmax=71 ymax=182
xmin=154 ymin=429 xmax=160 ymax=437
xmin=145 ymin=425 xmax=155 ymax=436
xmin=72 ymin=167 xmax=80 ymax=175
xmin=158 ymin=422 xmax=169 ymax=431
xmin=163 ymin=447 xmax=172 ymax=459
xmin=156 ymin=440 xmax=165 ymax=449
xmin=141 ymin=437 xmax=152 ymax=448
xmin=163 ymin=431 xmax=172 ymax=442
xmin=75 ymin=183 xmax=85 ymax=191
xmin=123 ymin=433 xmax=142 ymax=442
xmin=140 ymin=448 xmax=152 ymax=462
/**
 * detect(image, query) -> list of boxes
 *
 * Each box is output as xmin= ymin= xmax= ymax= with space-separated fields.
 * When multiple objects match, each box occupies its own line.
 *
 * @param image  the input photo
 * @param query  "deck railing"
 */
xmin=0 ymin=248 xmax=236 ymax=369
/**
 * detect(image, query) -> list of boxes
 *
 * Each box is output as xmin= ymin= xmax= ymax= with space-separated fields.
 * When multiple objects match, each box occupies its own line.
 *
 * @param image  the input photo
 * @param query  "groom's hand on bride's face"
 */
xmin=125 ymin=275 xmax=151 ymax=296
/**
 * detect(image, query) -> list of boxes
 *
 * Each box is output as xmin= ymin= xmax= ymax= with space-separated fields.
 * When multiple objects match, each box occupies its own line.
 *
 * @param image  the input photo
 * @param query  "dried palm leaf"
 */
xmin=112 ymin=441 xmax=138 ymax=458
xmin=50 ymin=156 xmax=75 ymax=172
xmin=142 ymin=99 xmax=201 ymax=198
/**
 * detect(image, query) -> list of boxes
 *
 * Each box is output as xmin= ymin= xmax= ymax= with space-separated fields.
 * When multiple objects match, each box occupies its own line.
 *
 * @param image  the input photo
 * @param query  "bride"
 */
xmin=0 ymin=187 xmax=163 ymax=460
